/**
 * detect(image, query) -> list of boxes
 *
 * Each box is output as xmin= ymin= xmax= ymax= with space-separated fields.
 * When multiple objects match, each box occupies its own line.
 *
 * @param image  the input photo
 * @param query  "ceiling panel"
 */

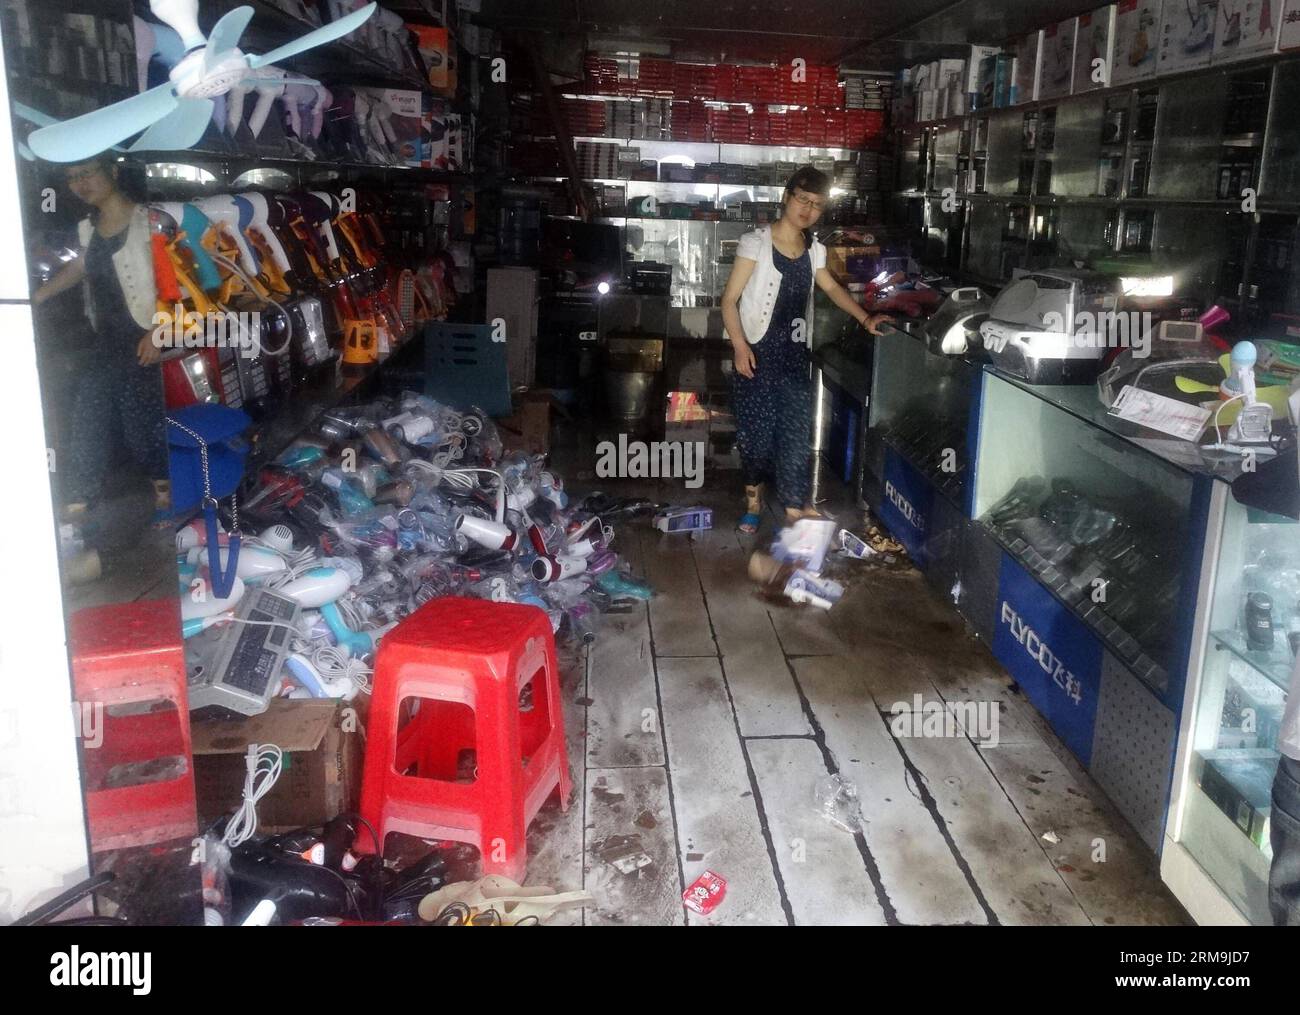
xmin=478 ymin=0 xmax=1111 ymax=69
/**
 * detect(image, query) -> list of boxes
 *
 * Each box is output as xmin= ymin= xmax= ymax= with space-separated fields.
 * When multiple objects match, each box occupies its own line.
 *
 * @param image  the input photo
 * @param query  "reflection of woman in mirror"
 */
xmin=33 ymin=156 xmax=168 ymax=530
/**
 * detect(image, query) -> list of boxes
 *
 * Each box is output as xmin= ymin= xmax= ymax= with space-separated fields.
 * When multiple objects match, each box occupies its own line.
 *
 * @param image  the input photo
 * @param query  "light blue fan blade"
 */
xmin=205 ymin=6 xmax=255 ymax=70
xmin=28 ymin=83 xmax=178 ymax=162
xmin=129 ymin=97 xmax=215 ymax=152
xmin=14 ymin=104 xmax=55 ymax=160
xmin=12 ymin=102 xmax=55 ymax=129
xmin=14 ymin=102 xmax=130 ymax=159
xmin=247 ymin=2 xmax=377 ymax=70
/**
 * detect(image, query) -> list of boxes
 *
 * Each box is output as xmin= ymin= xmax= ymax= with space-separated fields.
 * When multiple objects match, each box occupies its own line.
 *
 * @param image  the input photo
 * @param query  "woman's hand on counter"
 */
xmin=860 ymin=312 xmax=893 ymax=337
xmin=732 ymin=341 xmax=756 ymax=380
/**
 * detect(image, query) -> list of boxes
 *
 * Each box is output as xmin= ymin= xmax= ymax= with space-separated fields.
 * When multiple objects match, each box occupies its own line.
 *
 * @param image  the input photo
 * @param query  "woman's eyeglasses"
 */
xmin=64 ymin=168 xmax=105 ymax=185
xmin=789 ymin=192 xmax=827 ymax=213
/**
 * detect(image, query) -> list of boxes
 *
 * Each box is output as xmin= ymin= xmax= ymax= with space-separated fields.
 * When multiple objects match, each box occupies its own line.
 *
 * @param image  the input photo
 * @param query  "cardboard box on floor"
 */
xmin=495 ymin=391 xmax=559 ymax=455
xmin=191 ymin=699 xmax=364 ymax=834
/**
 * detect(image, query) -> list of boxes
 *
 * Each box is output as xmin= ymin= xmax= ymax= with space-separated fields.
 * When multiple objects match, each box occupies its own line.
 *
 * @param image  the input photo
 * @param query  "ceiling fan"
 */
xmin=27 ymin=0 xmax=378 ymax=162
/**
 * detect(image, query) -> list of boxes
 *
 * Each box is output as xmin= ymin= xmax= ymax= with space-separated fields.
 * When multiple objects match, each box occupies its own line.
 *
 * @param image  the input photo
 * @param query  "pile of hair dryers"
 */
xmin=178 ymin=391 xmax=654 ymax=704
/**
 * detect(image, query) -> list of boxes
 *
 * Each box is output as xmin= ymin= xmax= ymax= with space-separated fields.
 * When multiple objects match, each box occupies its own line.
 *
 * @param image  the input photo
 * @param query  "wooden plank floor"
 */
xmin=519 ymin=455 xmax=1189 ymax=926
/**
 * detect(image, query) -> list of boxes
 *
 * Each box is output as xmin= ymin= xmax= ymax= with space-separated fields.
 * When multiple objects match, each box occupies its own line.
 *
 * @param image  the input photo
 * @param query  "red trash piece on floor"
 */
xmin=683 ymin=871 xmax=728 ymax=915
xmin=355 ymin=597 xmax=571 ymax=883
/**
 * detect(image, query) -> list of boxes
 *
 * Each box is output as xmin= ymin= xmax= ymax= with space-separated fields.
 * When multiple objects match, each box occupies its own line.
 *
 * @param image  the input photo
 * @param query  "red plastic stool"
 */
xmin=357 ymin=597 xmax=571 ymax=881
xmin=68 ymin=598 xmax=197 ymax=853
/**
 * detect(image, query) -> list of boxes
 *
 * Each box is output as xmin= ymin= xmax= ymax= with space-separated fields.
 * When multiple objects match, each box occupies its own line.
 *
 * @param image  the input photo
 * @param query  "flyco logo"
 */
xmin=50 ymin=948 xmax=151 ymax=995
xmin=884 ymin=480 xmax=925 ymax=532
xmin=1000 ymin=601 xmax=1083 ymax=705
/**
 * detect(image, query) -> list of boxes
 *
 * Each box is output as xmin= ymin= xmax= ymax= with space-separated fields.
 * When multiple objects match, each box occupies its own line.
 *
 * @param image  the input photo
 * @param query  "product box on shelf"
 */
xmin=1213 ymin=0 xmax=1280 ymax=62
xmin=360 ymin=88 xmax=424 ymax=167
xmin=1011 ymin=30 xmax=1043 ymax=104
xmin=1113 ymin=0 xmax=1164 ymax=84
xmin=1075 ymin=5 xmax=1118 ymax=91
xmin=973 ymin=51 xmax=999 ymax=111
xmin=937 ymin=58 xmax=966 ymax=94
xmin=994 ymin=54 xmax=1017 ymax=106
xmin=912 ymin=61 xmax=933 ymax=95
xmin=409 ymin=23 xmax=456 ymax=94
xmin=425 ymin=97 xmax=466 ymax=170
xmin=1282 ymin=0 xmax=1300 ymax=50
xmin=616 ymin=146 xmax=641 ymax=178
xmin=1158 ymin=0 xmax=1218 ymax=73
xmin=919 ymin=89 xmax=939 ymax=122
xmin=966 ymin=45 xmax=1002 ymax=96
xmin=1040 ymin=17 xmax=1079 ymax=100
xmin=1198 ymin=748 xmax=1276 ymax=847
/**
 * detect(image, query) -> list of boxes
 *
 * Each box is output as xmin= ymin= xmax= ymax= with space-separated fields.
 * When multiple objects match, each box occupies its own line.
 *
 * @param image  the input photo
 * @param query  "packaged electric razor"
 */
xmin=839 ymin=529 xmax=878 ymax=560
xmin=653 ymin=507 xmax=713 ymax=534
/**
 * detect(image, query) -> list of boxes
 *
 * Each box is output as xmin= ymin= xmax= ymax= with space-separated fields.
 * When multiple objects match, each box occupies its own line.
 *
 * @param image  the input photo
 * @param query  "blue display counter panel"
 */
xmin=880 ymin=446 xmax=936 ymax=569
xmin=992 ymin=552 xmax=1104 ymax=765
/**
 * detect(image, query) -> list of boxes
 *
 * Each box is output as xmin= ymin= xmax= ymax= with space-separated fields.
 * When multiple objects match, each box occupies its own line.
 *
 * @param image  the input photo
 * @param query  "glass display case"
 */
xmin=866 ymin=324 xmax=978 ymax=506
xmin=1263 ymin=61 xmax=1300 ymax=201
xmin=1148 ymin=75 xmax=1230 ymax=201
xmin=853 ymin=324 xmax=983 ymax=591
xmin=970 ymin=371 xmax=1212 ymax=699
xmin=1165 ymin=492 xmax=1298 ymax=925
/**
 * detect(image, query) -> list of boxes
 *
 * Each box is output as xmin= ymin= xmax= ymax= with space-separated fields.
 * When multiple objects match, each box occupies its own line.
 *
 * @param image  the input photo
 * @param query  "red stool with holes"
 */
xmin=356 ymin=597 xmax=571 ymax=881
xmin=68 ymin=598 xmax=197 ymax=853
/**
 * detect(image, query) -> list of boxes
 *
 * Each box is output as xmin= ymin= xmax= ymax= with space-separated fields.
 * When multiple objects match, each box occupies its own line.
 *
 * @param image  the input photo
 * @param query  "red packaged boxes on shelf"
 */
xmin=713 ymin=64 xmax=739 ymax=102
xmin=709 ymin=104 xmax=750 ymax=144
xmin=583 ymin=54 xmax=619 ymax=94
xmin=844 ymin=109 xmax=885 ymax=148
xmin=671 ymin=63 xmax=695 ymax=98
xmin=638 ymin=57 xmax=675 ymax=96
xmin=785 ymin=108 xmax=809 ymax=145
xmin=814 ymin=65 xmax=843 ymax=108
xmin=737 ymin=65 xmax=777 ymax=104
xmin=561 ymin=97 xmax=606 ymax=137
xmin=823 ymin=109 xmax=847 ymax=148
xmin=694 ymin=63 xmax=720 ymax=100
xmin=670 ymin=99 xmax=710 ymax=141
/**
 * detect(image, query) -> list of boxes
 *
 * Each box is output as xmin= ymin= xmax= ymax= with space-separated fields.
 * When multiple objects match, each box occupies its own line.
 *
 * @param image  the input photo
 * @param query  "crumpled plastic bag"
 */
xmin=815 ymin=774 xmax=867 ymax=834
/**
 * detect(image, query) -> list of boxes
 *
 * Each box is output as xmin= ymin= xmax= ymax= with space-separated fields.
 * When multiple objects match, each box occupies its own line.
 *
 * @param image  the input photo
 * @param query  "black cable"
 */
xmin=353 ymin=813 xmax=381 ymax=855
xmin=12 ymin=871 xmax=116 ymax=926
xmin=271 ymin=854 xmax=367 ymax=922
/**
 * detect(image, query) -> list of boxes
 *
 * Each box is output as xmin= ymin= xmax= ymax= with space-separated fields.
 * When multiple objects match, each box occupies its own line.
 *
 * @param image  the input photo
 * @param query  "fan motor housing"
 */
xmin=173 ymin=51 xmax=248 ymax=99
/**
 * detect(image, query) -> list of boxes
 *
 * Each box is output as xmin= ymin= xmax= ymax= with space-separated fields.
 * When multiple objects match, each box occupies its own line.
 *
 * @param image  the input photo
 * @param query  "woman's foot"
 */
xmin=738 ymin=484 xmax=764 ymax=535
xmin=784 ymin=504 xmax=824 ymax=523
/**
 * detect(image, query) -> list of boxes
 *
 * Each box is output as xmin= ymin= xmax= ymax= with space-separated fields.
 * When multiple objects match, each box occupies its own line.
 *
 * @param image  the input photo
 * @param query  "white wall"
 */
xmin=0 ymin=28 xmax=91 ymax=922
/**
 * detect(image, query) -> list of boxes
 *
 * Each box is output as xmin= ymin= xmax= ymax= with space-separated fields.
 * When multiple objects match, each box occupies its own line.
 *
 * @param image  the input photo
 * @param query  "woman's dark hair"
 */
xmin=784 ymin=165 xmax=831 ymax=198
